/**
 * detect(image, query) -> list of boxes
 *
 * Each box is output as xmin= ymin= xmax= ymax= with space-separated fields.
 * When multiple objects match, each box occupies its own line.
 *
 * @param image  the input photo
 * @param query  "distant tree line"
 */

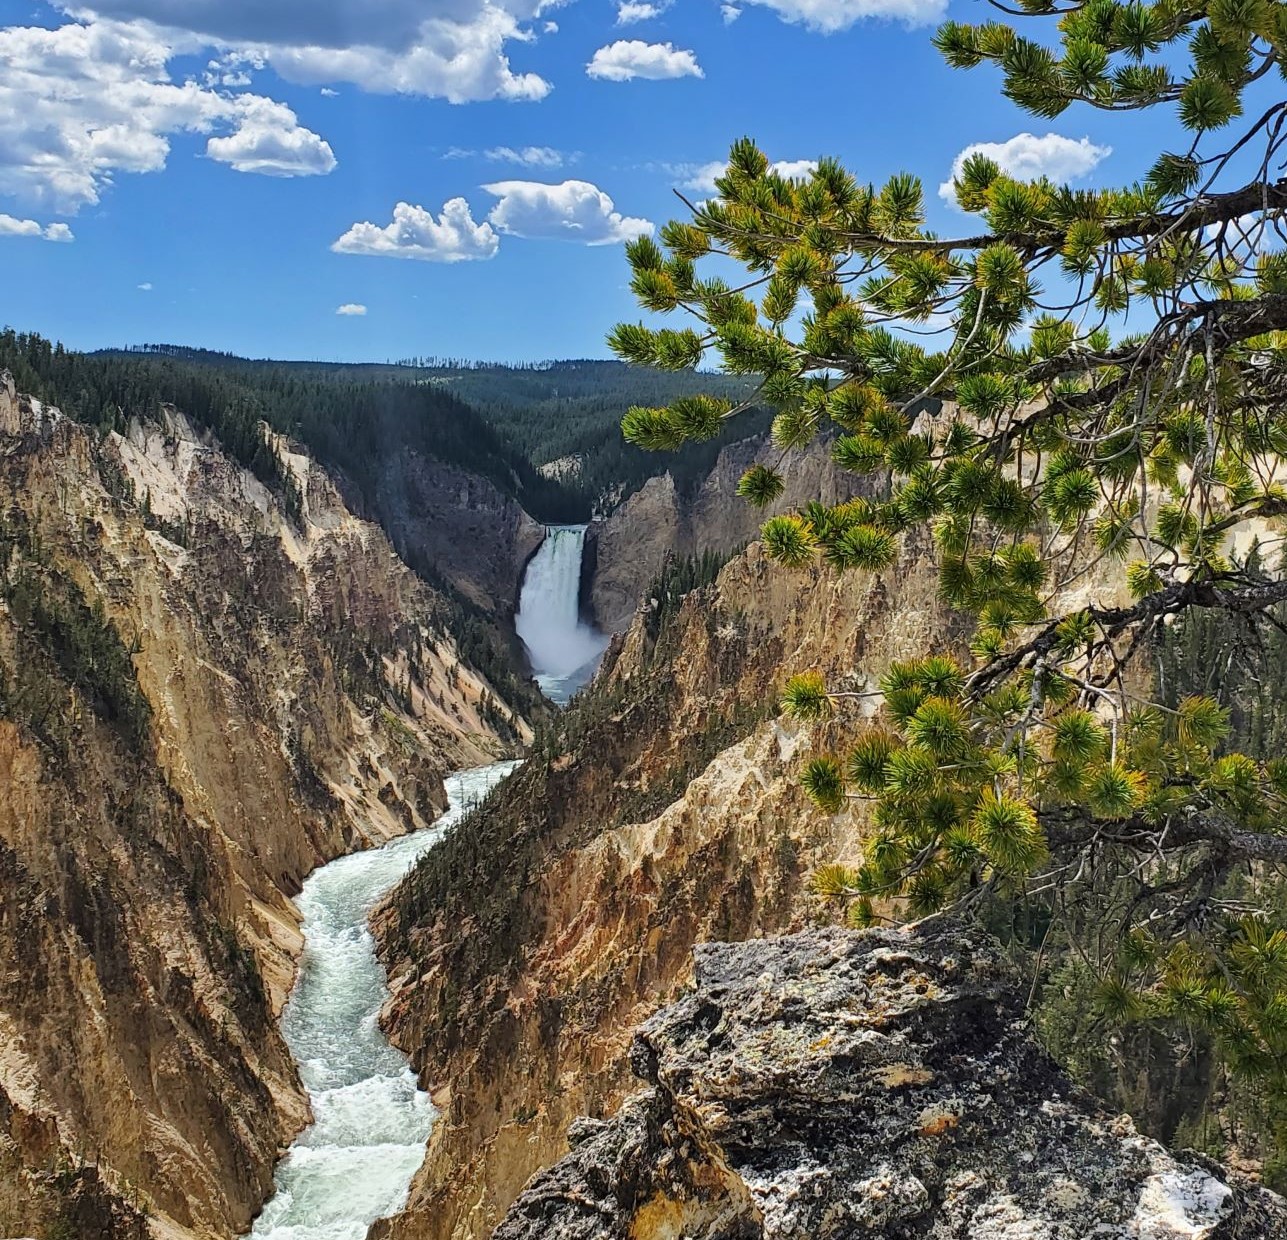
xmin=85 ymin=343 xmax=771 ymax=517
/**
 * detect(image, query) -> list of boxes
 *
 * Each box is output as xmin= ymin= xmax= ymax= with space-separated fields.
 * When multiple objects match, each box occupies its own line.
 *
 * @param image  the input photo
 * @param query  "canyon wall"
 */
xmin=364 ymin=451 xmax=544 ymax=617
xmin=0 ymin=374 xmax=529 ymax=1240
xmin=584 ymin=432 xmax=865 ymax=633
xmin=373 ymin=520 xmax=979 ymax=1240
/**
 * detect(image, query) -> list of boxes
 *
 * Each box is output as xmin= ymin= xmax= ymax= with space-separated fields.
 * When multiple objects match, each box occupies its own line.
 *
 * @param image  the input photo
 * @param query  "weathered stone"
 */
xmin=494 ymin=921 xmax=1287 ymax=1239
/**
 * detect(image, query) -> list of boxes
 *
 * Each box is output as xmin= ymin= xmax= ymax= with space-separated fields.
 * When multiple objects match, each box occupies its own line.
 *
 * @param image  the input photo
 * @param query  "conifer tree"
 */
xmin=610 ymin=0 xmax=1287 ymax=1130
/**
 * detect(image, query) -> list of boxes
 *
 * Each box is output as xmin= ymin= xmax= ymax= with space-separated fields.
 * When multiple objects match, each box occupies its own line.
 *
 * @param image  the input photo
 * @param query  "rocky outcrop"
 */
xmin=0 ymin=374 xmax=529 ymax=1240
xmin=585 ymin=432 xmax=865 ymax=632
xmin=366 ymin=450 xmax=544 ymax=615
xmin=496 ymin=920 xmax=1287 ymax=1239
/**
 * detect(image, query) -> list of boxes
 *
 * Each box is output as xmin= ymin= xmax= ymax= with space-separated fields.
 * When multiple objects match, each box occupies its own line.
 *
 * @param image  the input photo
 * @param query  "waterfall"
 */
xmin=250 ymin=761 xmax=518 ymax=1240
xmin=516 ymin=524 xmax=609 ymax=705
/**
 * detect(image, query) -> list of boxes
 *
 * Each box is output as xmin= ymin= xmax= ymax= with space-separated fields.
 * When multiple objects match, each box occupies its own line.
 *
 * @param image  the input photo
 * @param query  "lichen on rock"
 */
xmin=494 ymin=920 xmax=1287 ymax=1239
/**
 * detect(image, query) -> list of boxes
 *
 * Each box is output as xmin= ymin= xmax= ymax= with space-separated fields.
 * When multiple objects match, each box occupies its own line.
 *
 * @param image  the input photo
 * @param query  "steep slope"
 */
xmin=364 ymin=449 xmax=544 ymax=617
xmin=372 ymin=524 xmax=977 ymax=1240
xmin=584 ymin=432 xmax=864 ymax=633
xmin=0 ymin=374 xmax=529 ymax=1240
xmin=496 ymin=921 xmax=1287 ymax=1239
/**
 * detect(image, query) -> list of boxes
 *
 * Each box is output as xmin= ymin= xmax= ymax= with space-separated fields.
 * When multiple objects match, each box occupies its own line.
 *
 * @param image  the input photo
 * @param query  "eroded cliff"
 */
xmin=584 ymin=432 xmax=865 ymax=633
xmin=364 ymin=450 xmax=544 ymax=618
xmin=496 ymin=920 xmax=1287 ymax=1239
xmin=0 ymin=374 xmax=529 ymax=1240
xmin=372 ymin=524 xmax=975 ymax=1240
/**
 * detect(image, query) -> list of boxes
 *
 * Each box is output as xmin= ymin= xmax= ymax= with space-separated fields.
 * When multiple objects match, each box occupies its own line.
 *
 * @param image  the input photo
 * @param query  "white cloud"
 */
xmin=138 ymin=281 xmax=152 ymax=289
xmin=206 ymin=101 xmax=337 ymax=176
xmin=444 ymin=145 xmax=571 ymax=166
xmin=721 ymin=3 xmax=742 ymax=20
xmin=0 ymin=18 xmax=337 ymax=210
xmin=677 ymin=157 xmax=817 ymax=193
xmin=483 ymin=179 xmax=652 ymax=244
xmin=336 ymin=302 xmax=367 ymax=315
xmin=0 ymin=214 xmax=74 ymax=241
xmin=586 ymin=40 xmax=702 ymax=81
xmin=731 ymin=0 xmax=945 ymax=32
xmin=332 ymin=199 xmax=500 ymax=262
xmin=617 ymin=0 xmax=668 ymax=23
xmin=543 ymin=19 xmax=559 ymax=30
xmin=320 ymin=87 xmax=340 ymax=96
xmin=766 ymin=158 xmax=817 ymax=181
xmin=63 ymin=0 xmax=555 ymax=103
xmin=485 ymin=145 xmax=567 ymax=167
xmin=939 ymin=132 xmax=1112 ymax=203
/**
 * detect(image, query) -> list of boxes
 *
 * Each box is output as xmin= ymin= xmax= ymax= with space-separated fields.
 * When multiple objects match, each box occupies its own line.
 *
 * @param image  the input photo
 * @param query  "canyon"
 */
xmin=369 ymin=519 xmax=973 ymax=1240
xmin=0 ymin=374 xmax=530 ymax=1240
xmin=3 ymin=364 xmax=1281 ymax=1240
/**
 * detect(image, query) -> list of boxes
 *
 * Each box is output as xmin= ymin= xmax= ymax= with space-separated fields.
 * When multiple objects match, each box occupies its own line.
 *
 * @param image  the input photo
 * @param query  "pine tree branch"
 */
xmin=967 ymin=575 xmax=1287 ymax=699
xmin=1049 ymin=804 xmax=1287 ymax=866
xmin=825 ymin=179 xmax=1287 ymax=259
xmin=1168 ymin=804 xmax=1287 ymax=865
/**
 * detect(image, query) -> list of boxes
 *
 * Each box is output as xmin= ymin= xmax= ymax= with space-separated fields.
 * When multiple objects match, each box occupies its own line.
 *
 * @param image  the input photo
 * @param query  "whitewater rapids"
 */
xmin=250 ymin=761 xmax=518 ymax=1240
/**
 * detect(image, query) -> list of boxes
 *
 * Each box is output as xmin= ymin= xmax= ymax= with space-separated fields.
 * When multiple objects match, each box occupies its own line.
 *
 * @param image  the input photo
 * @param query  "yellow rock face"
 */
xmin=0 ymin=375 xmax=529 ymax=1240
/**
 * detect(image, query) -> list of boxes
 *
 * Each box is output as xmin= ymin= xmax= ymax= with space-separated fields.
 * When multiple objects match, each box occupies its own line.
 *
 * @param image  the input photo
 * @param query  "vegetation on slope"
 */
xmin=98 ymin=345 xmax=767 ymax=515
xmin=0 ymin=511 xmax=151 ymax=755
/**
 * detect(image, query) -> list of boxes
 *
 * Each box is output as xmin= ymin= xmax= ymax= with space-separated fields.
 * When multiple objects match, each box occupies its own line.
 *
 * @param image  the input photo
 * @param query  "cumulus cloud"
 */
xmin=721 ymin=4 xmax=742 ymax=20
xmin=336 ymin=302 xmax=367 ymax=314
xmin=60 ymin=0 xmax=555 ymax=102
xmin=332 ymin=199 xmax=500 ymax=262
xmin=0 ymin=214 xmax=74 ymax=241
xmin=940 ymin=132 xmax=1112 ymax=203
xmin=677 ymin=158 xmax=817 ymax=193
xmin=617 ymin=0 xmax=669 ymax=23
xmin=483 ymin=179 xmax=652 ymax=244
xmin=731 ymin=0 xmax=946 ymax=32
xmin=206 ymin=103 xmax=337 ymax=175
xmin=0 ymin=18 xmax=336 ymax=210
xmin=138 ymin=281 xmax=153 ymax=289
xmin=586 ymin=40 xmax=702 ymax=81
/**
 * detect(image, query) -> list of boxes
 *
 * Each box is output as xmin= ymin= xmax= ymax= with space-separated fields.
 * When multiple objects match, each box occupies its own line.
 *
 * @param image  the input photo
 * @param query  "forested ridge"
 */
xmin=4 ymin=332 xmax=583 ymax=523
xmin=97 ymin=343 xmax=766 ymax=513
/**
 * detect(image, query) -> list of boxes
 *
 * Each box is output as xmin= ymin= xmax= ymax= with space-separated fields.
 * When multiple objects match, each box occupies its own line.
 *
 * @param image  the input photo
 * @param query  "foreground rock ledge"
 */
xmin=492 ymin=921 xmax=1286 ymax=1239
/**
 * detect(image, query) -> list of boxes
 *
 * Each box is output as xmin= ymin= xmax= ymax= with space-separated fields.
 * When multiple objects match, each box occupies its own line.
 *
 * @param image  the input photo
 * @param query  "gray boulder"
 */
xmin=493 ymin=920 xmax=1286 ymax=1239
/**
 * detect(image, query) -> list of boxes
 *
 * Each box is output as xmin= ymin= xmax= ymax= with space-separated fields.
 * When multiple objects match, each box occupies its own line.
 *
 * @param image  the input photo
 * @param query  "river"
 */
xmin=249 ymin=761 xmax=518 ymax=1240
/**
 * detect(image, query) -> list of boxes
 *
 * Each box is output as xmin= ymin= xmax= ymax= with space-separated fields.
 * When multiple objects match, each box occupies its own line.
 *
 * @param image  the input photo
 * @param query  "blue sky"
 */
xmin=0 ymin=0 xmax=1197 ymax=362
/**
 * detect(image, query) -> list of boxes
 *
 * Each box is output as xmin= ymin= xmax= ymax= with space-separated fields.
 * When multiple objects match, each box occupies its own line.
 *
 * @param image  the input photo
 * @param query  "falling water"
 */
xmin=250 ymin=760 xmax=519 ymax=1240
xmin=516 ymin=524 xmax=610 ymax=705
